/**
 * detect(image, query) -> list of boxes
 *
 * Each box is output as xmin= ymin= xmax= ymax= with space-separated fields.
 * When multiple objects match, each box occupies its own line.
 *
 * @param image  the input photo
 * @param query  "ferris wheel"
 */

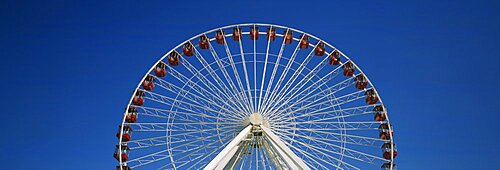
xmin=114 ymin=23 xmax=397 ymax=170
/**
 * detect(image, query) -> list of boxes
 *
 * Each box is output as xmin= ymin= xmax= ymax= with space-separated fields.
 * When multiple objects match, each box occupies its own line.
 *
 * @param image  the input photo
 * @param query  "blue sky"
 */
xmin=1 ymin=0 xmax=499 ymax=169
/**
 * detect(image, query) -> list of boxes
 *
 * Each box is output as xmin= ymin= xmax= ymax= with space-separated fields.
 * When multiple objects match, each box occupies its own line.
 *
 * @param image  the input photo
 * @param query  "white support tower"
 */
xmin=204 ymin=113 xmax=310 ymax=170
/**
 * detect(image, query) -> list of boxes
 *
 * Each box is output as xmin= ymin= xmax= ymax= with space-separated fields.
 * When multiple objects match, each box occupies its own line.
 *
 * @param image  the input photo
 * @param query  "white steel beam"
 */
xmin=261 ymin=126 xmax=310 ymax=170
xmin=204 ymin=125 xmax=252 ymax=170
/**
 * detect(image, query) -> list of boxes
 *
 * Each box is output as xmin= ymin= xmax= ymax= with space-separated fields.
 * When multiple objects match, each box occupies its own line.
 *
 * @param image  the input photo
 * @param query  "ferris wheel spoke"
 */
xmin=269 ymin=70 xmax=353 ymax=115
xmin=283 ymin=92 xmax=367 ymax=122
xmin=207 ymin=34 xmax=252 ymax=112
xmin=277 ymin=105 xmax=374 ymax=123
xmin=155 ymin=81 xmax=234 ymax=112
xmin=264 ymin=62 xmax=346 ymax=117
xmin=176 ymin=59 xmax=248 ymax=115
xmin=273 ymin=121 xmax=381 ymax=131
xmin=127 ymin=126 xmax=238 ymax=150
xmin=127 ymin=149 xmax=170 ymax=169
xmin=142 ymin=101 xmax=239 ymax=124
xmin=268 ymin=78 xmax=358 ymax=121
xmin=155 ymin=71 xmax=218 ymax=108
xmin=280 ymin=132 xmax=385 ymax=165
xmin=279 ymin=135 xmax=360 ymax=170
xmin=148 ymin=129 xmax=236 ymax=161
xmin=262 ymin=34 xmax=305 ymax=117
xmin=141 ymin=94 xmax=208 ymax=122
xmin=182 ymin=54 xmax=250 ymax=115
xmin=277 ymin=82 xmax=365 ymax=120
xmin=264 ymin=41 xmax=319 ymax=116
xmin=220 ymin=46 xmax=252 ymax=115
xmin=288 ymin=147 xmax=327 ymax=170
xmin=129 ymin=132 xmax=235 ymax=169
xmin=176 ymin=141 xmax=225 ymax=169
xmin=236 ymin=26 xmax=255 ymax=113
xmin=175 ymin=142 xmax=222 ymax=169
xmin=267 ymin=52 xmax=331 ymax=115
xmin=257 ymin=26 xmax=276 ymax=113
xmin=190 ymin=41 xmax=238 ymax=99
xmin=273 ymin=135 xmax=339 ymax=170
xmin=278 ymin=49 xmax=331 ymax=98
xmin=135 ymin=106 xmax=239 ymax=122
xmin=153 ymin=75 xmax=245 ymax=120
xmin=253 ymin=25 xmax=258 ymax=113
xmin=177 ymin=59 xmax=228 ymax=101
xmin=273 ymin=128 xmax=386 ymax=148
xmin=189 ymin=41 xmax=248 ymax=115
xmin=143 ymin=90 xmax=244 ymax=121
xmin=261 ymin=29 xmax=289 ymax=116
xmin=206 ymin=32 xmax=253 ymax=115
xmin=126 ymin=122 xmax=241 ymax=132
xmin=181 ymin=134 xmax=240 ymax=169
xmin=163 ymin=131 xmax=239 ymax=169
xmin=219 ymin=30 xmax=255 ymax=116
xmin=283 ymin=134 xmax=355 ymax=169
xmin=143 ymin=95 xmax=239 ymax=125
xmin=127 ymin=128 xmax=239 ymax=150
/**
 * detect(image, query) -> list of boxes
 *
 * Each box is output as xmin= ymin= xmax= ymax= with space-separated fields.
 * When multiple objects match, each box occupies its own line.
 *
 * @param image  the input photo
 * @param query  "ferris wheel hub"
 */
xmin=247 ymin=112 xmax=269 ymax=127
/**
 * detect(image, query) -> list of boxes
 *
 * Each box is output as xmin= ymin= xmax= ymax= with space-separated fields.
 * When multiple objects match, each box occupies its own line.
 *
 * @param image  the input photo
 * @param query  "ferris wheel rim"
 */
xmin=117 ymin=23 xmax=396 ymax=170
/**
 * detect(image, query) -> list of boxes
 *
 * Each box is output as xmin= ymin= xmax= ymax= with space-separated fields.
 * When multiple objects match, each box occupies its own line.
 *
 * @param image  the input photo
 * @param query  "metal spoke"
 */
xmin=261 ymin=34 xmax=305 ymax=117
xmin=264 ymin=41 xmax=320 ymax=116
xmin=154 ymin=75 xmax=246 ymax=120
xmin=268 ymin=78 xmax=359 ymax=121
xmin=218 ymin=30 xmax=255 ymax=117
xmin=260 ymin=29 xmax=289 ymax=116
xmin=205 ymin=34 xmax=252 ymax=114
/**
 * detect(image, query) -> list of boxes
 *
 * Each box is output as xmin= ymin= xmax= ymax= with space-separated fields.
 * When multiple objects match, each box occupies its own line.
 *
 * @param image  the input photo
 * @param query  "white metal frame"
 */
xmin=117 ymin=23 xmax=396 ymax=170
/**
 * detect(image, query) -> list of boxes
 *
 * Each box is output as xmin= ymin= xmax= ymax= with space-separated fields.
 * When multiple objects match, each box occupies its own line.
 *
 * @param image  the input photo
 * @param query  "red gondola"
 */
xmin=329 ymin=50 xmax=341 ymax=65
xmin=116 ymin=165 xmax=131 ymax=170
xmin=233 ymin=27 xmax=242 ymax=41
xmin=132 ymin=90 xmax=145 ymax=106
xmin=355 ymin=74 xmax=368 ymax=90
xmin=126 ymin=106 xmax=138 ymax=123
xmin=168 ymin=51 xmax=180 ymax=66
xmin=216 ymin=31 xmax=225 ymax=44
xmin=378 ymin=123 xmax=394 ymax=140
xmin=250 ymin=26 xmax=258 ymax=40
xmin=182 ymin=42 xmax=194 ymax=56
xmin=284 ymin=30 xmax=293 ymax=44
xmin=154 ymin=62 xmax=167 ymax=77
xmin=365 ymin=89 xmax=379 ymax=104
xmin=381 ymin=142 xmax=398 ymax=159
xmin=141 ymin=75 xmax=155 ymax=91
xmin=116 ymin=125 xmax=133 ymax=142
xmin=315 ymin=42 xmax=325 ymax=56
xmin=381 ymin=162 xmax=395 ymax=170
xmin=343 ymin=62 xmax=355 ymax=76
xmin=199 ymin=35 xmax=209 ymax=49
xmin=299 ymin=35 xmax=309 ymax=49
xmin=373 ymin=105 xmax=387 ymax=121
xmin=267 ymin=27 xmax=276 ymax=41
xmin=113 ymin=144 xmax=130 ymax=162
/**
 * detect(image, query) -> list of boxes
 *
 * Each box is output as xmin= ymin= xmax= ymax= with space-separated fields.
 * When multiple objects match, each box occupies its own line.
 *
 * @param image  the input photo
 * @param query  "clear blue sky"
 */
xmin=1 ymin=0 xmax=499 ymax=169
